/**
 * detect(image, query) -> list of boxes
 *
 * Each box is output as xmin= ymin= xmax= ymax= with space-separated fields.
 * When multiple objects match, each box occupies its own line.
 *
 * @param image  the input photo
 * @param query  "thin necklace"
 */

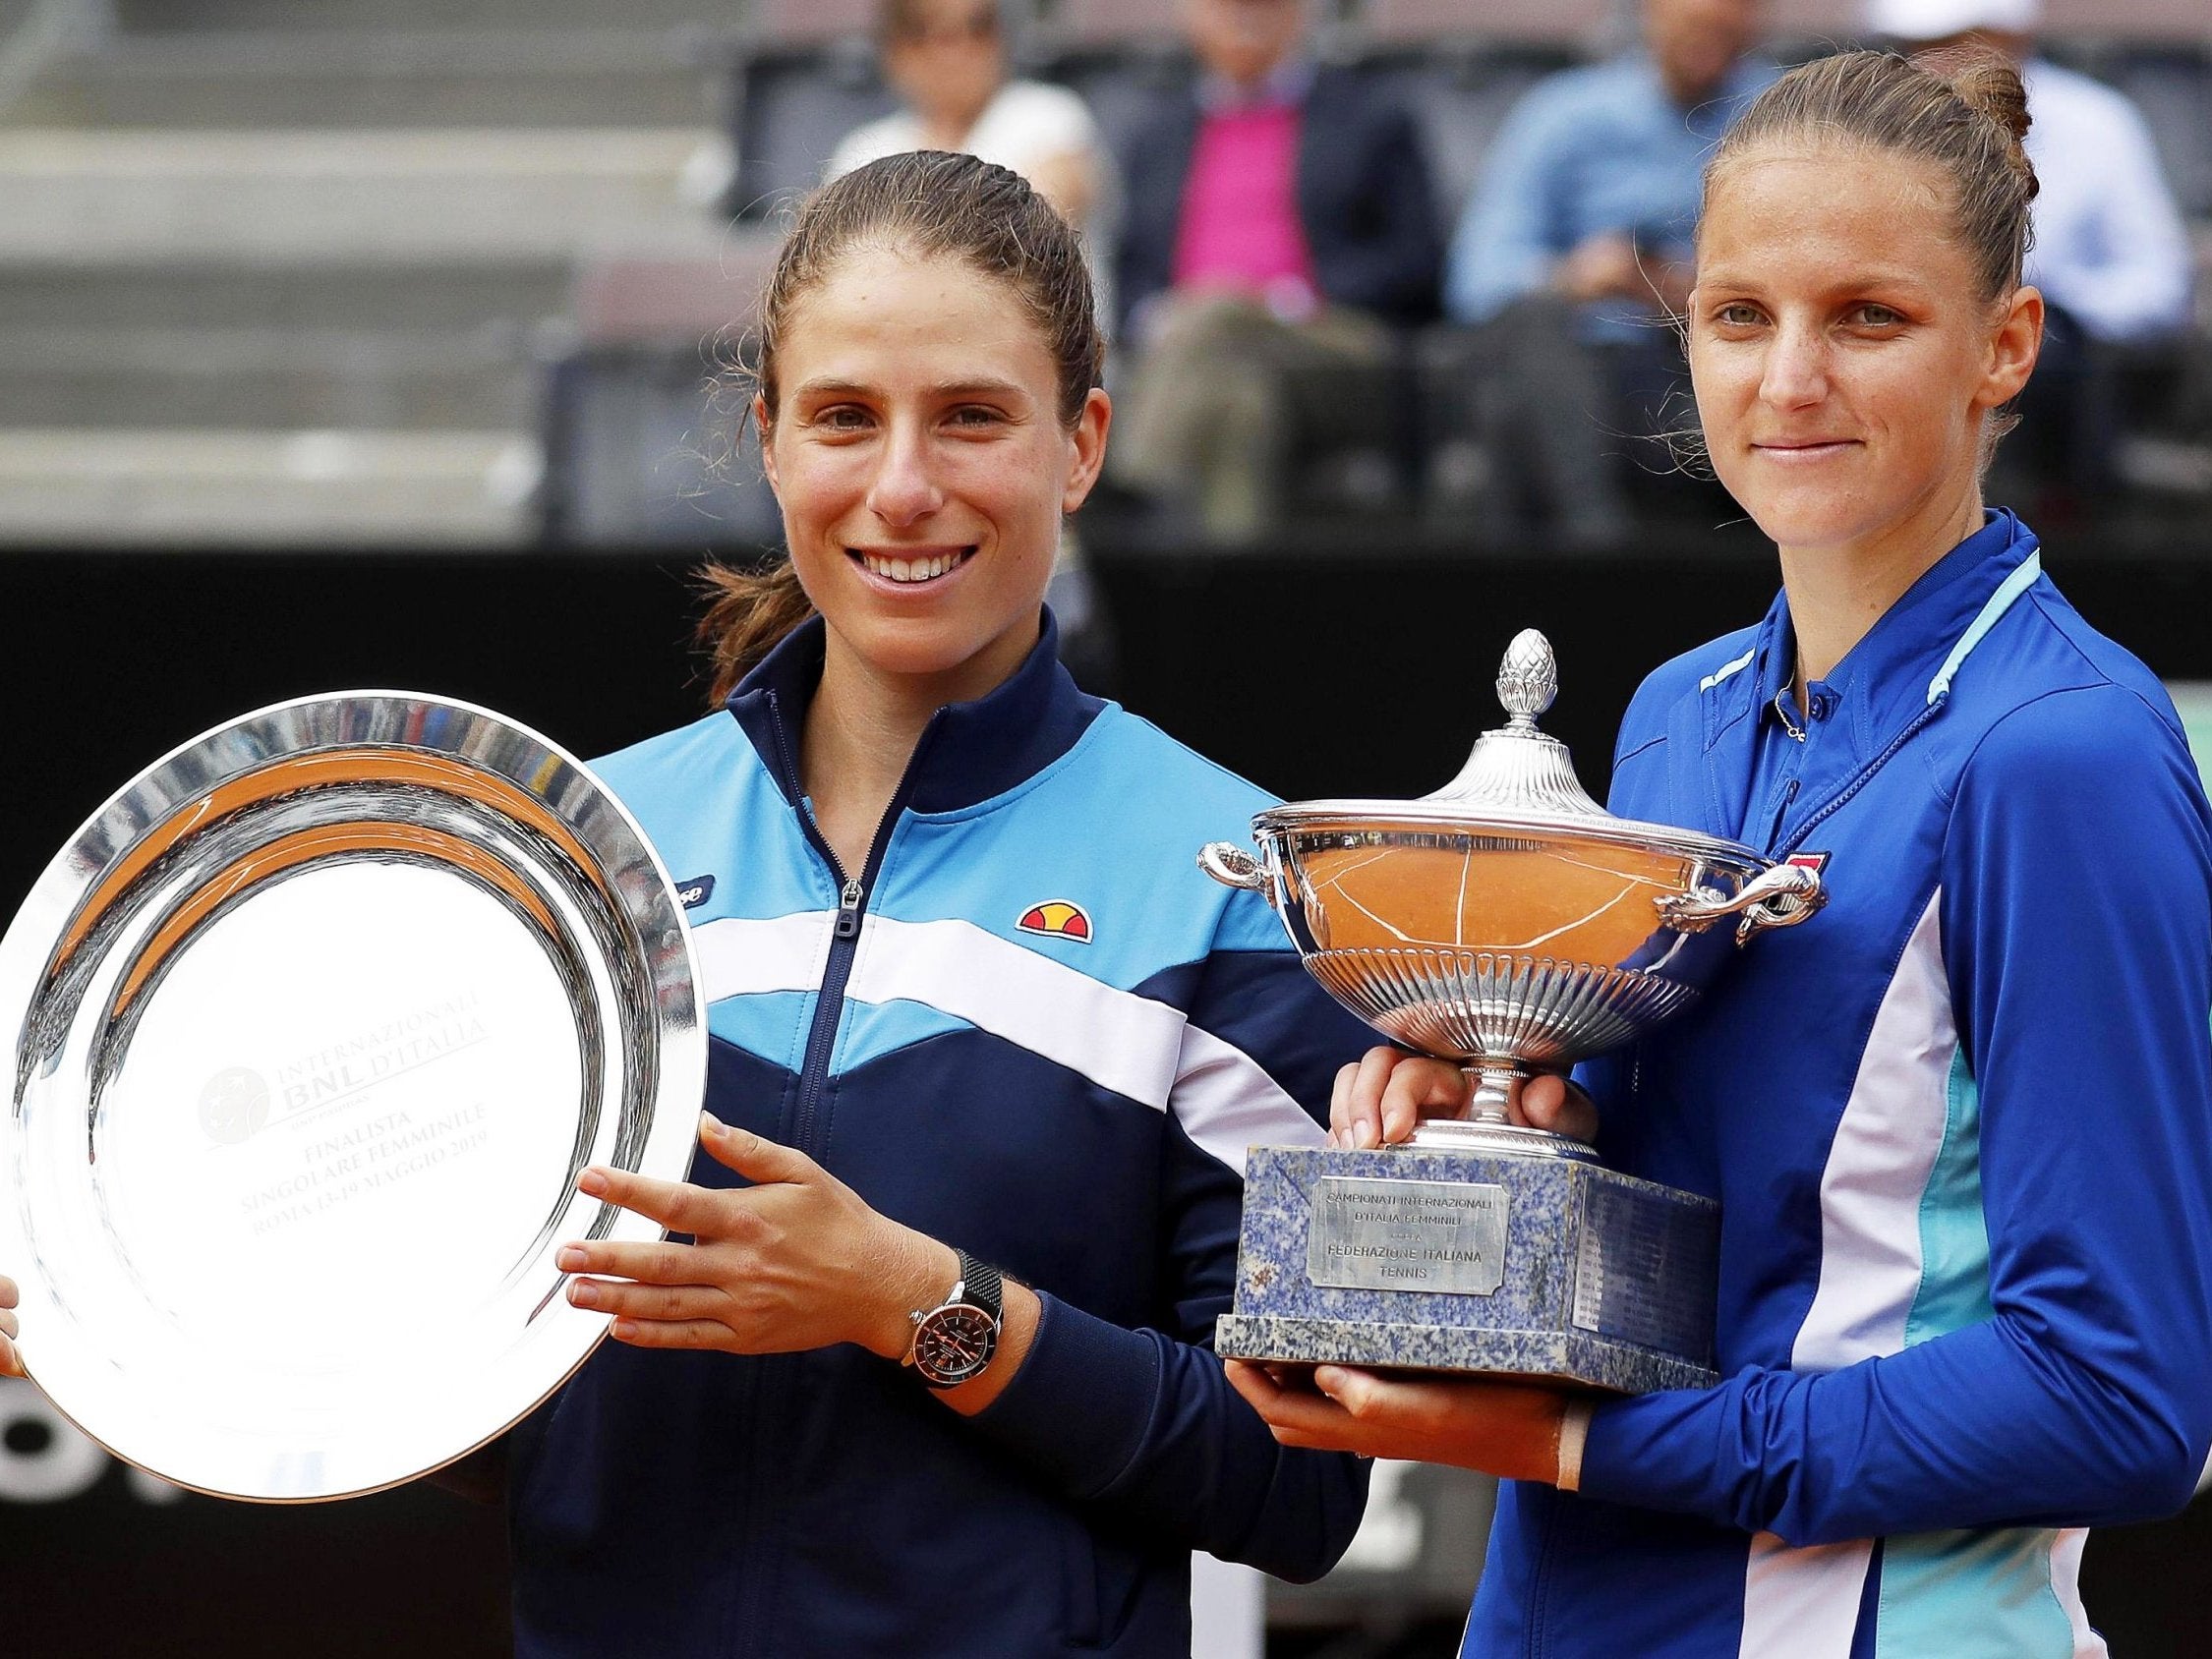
xmin=1774 ymin=684 xmax=1808 ymax=743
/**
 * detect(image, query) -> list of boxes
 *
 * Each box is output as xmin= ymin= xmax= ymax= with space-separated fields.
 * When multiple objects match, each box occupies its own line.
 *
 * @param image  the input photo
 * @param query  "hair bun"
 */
xmin=1924 ymin=46 xmax=2038 ymax=200
xmin=1950 ymin=58 xmax=2031 ymax=145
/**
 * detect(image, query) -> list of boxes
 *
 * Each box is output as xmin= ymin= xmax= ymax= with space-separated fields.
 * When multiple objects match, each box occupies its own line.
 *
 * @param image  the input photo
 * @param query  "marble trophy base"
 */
xmin=1217 ymin=1144 xmax=1719 ymax=1395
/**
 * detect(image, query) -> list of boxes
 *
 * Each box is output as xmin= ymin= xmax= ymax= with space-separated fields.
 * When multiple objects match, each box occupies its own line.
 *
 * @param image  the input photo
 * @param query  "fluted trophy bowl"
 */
xmin=1202 ymin=630 xmax=1824 ymax=1156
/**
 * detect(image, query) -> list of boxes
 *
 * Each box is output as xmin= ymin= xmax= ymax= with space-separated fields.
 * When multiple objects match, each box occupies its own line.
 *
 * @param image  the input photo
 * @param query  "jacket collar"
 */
xmin=725 ymin=608 xmax=1105 ymax=816
xmin=1688 ymin=510 xmax=2039 ymax=844
xmin=1715 ymin=509 xmax=2039 ymax=751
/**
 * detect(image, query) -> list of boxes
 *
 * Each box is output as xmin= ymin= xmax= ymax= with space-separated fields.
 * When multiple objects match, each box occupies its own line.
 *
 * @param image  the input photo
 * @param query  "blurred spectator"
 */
xmin=825 ymin=0 xmax=1119 ymax=682
xmin=1867 ymin=0 xmax=2196 ymax=506
xmin=1445 ymin=0 xmax=1773 ymax=541
xmin=1107 ymin=0 xmax=1442 ymax=543
xmin=825 ymin=0 xmax=1105 ymax=229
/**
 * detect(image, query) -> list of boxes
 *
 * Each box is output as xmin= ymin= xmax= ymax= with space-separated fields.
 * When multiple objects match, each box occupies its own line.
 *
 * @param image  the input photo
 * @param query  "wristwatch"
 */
xmin=902 ymin=1250 xmax=1003 ymax=1389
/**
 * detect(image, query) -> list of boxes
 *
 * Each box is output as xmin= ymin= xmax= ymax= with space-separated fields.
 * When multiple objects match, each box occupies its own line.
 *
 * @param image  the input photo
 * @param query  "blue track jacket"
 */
xmin=506 ymin=615 xmax=1374 ymax=1658
xmin=1466 ymin=512 xmax=2212 ymax=1657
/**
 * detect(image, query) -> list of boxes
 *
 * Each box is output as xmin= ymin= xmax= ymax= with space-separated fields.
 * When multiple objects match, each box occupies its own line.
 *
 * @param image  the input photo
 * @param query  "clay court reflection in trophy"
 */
xmin=1199 ymin=631 xmax=1825 ymax=1393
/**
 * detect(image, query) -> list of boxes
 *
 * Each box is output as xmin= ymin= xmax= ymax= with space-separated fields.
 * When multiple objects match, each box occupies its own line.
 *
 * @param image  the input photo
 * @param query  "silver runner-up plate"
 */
xmin=0 ymin=693 xmax=705 ymax=1502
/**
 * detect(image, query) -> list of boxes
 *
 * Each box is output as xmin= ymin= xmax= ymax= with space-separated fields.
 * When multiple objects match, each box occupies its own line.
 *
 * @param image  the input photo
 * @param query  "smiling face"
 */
xmin=756 ymin=240 xmax=1108 ymax=700
xmin=1689 ymin=143 xmax=2041 ymax=562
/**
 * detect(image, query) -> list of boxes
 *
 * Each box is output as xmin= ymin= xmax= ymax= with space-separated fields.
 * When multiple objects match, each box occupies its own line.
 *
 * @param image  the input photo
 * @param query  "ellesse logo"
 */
xmin=675 ymin=875 xmax=716 ymax=909
xmin=1017 ymin=900 xmax=1092 ymax=944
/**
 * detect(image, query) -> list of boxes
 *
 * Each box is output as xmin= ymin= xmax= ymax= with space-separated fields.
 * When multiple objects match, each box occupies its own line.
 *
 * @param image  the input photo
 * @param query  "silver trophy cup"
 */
xmin=1201 ymin=632 xmax=1824 ymax=1392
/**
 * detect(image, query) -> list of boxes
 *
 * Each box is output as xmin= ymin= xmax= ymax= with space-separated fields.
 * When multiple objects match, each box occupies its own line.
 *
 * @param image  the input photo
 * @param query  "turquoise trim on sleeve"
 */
xmin=1903 ymin=1050 xmax=1996 ymax=1348
xmin=1699 ymin=647 xmax=1757 ymax=694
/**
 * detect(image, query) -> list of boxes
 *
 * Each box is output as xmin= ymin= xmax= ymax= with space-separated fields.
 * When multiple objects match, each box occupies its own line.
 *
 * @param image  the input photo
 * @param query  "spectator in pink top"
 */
xmin=1109 ymin=0 xmax=1442 ymax=542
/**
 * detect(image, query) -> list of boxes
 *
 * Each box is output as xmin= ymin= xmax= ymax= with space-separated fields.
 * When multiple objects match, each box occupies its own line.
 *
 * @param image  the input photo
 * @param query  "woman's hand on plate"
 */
xmin=0 ymin=1275 xmax=22 ymax=1377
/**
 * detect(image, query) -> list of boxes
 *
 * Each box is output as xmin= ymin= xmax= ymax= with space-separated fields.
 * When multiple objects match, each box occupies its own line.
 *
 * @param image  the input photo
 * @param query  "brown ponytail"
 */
xmin=696 ymin=149 xmax=1103 ymax=705
xmin=697 ymin=553 xmax=817 ymax=707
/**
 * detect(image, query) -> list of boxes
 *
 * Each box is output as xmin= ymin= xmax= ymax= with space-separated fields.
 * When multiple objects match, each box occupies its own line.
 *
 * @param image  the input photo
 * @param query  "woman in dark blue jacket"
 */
xmin=517 ymin=151 xmax=1376 ymax=1656
xmin=1 ymin=152 xmax=1372 ymax=1656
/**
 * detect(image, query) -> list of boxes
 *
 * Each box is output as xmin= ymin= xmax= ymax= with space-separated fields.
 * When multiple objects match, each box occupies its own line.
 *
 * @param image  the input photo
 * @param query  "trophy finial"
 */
xmin=1497 ymin=629 xmax=1557 ymax=725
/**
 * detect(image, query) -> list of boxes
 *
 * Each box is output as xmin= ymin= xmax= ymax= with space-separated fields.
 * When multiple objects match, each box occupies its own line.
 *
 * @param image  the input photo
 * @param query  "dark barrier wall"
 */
xmin=4 ymin=540 xmax=2210 ymax=1658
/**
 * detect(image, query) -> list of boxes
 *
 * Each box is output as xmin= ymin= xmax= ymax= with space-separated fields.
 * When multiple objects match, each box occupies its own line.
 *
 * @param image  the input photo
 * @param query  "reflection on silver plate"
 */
xmin=0 ymin=693 xmax=704 ymax=1502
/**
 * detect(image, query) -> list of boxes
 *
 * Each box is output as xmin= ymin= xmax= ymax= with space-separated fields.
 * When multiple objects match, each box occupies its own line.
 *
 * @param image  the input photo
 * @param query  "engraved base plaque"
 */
xmin=1216 ymin=1145 xmax=1719 ymax=1394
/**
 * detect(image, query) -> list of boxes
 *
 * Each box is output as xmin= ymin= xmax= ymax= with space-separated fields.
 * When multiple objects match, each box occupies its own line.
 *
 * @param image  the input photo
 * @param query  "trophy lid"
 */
xmin=1254 ymin=629 xmax=1763 ymax=868
xmin=1423 ymin=629 xmax=1609 ymax=820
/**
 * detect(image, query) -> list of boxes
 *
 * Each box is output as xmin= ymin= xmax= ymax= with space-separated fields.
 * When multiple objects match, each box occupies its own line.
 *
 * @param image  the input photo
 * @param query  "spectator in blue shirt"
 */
xmin=1444 ymin=0 xmax=1773 ymax=541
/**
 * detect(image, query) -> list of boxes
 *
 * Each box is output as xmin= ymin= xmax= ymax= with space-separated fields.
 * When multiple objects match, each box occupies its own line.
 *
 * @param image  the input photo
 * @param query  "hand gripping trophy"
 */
xmin=1199 ymin=631 xmax=1825 ymax=1393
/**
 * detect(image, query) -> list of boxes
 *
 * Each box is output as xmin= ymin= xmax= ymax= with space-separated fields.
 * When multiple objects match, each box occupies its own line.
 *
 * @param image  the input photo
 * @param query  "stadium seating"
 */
xmin=540 ymin=341 xmax=781 ymax=547
xmin=1346 ymin=43 xmax=1581 ymax=241
xmin=1044 ymin=0 xmax=1190 ymax=51
xmin=2041 ymin=0 xmax=2212 ymax=40
xmin=739 ymin=0 xmax=877 ymax=46
xmin=683 ymin=0 xmax=2212 ymax=541
xmin=1360 ymin=0 xmax=1615 ymax=50
xmin=4 ymin=0 xmax=2206 ymax=547
xmin=540 ymin=245 xmax=784 ymax=546
xmin=721 ymin=41 xmax=897 ymax=221
xmin=0 ymin=0 xmax=731 ymax=543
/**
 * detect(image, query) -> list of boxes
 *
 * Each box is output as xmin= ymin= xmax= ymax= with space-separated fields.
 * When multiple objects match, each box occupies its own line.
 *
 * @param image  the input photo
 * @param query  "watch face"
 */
xmin=911 ymin=1304 xmax=998 ymax=1386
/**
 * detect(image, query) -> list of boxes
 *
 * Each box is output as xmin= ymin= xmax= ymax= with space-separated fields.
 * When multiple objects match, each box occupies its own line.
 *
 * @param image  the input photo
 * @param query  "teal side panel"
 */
xmin=1877 ymin=1528 xmax=2072 ymax=1659
xmin=1902 ymin=1052 xmax=1995 ymax=1347
xmin=1879 ymin=1053 xmax=2071 ymax=1657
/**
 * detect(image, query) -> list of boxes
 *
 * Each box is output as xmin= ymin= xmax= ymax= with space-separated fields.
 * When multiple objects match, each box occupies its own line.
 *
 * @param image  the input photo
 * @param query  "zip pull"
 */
xmin=834 ymin=878 xmax=865 ymax=941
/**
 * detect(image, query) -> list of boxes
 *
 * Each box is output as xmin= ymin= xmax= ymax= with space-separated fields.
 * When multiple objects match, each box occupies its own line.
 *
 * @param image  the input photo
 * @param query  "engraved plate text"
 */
xmin=1571 ymin=1178 xmax=1718 ymax=1360
xmin=1308 ymin=1177 xmax=1509 ymax=1294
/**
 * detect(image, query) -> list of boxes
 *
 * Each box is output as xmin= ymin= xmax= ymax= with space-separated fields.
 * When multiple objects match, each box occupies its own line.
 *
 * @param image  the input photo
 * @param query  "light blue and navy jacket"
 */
xmin=1468 ymin=512 xmax=2212 ymax=1658
xmin=506 ymin=614 xmax=1373 ymax=1658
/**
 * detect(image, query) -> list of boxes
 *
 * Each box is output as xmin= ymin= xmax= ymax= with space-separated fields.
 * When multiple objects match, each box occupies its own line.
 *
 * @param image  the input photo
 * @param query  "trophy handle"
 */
xmin=1197 ymin=841 xmax=1272 ymax=897
xmin=1657 ymin=862 xmax=1827 ymax=945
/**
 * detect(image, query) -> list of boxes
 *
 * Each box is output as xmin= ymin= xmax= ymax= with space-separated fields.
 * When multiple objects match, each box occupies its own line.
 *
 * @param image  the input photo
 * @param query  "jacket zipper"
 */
xmin=792 ymin=873 xmax=865 ymax=1155
xmin=767 ymin=689 xmax=941 ymax=1159
xmin=1759 ymin=776 xmax=1801 ymax=854
xmin=728 ymin=692 xmax=941 ymax=1659
xmin=1774 ymin=696 xmax=1948 ymax=861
